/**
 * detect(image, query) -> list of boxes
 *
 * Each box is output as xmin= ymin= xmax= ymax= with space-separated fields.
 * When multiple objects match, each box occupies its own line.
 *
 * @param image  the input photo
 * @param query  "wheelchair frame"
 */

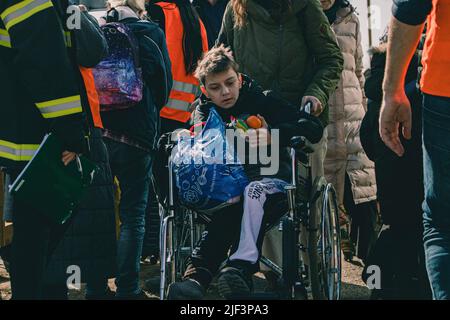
xmin=158 ymin=136 xmax=341 ymax=300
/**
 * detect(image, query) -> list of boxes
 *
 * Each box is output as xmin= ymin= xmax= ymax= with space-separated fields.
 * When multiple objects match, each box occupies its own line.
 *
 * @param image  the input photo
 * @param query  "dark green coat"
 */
xmin=216 ymin=0 xmax=343 ymax=126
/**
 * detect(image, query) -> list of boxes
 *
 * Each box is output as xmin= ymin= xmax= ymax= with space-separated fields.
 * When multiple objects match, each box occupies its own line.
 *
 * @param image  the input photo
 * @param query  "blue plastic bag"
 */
xmin=172 ymin=108 xmax=249 ymax=214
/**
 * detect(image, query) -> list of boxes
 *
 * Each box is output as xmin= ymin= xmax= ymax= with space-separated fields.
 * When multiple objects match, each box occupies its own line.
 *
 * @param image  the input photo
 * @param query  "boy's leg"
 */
xmin=167 ymin=201 xmax=244 ymax=299
xmin=218 ymin=178 xmax=288 ymax=298
xmin=228 ymin=179 xmax=288 ymax=264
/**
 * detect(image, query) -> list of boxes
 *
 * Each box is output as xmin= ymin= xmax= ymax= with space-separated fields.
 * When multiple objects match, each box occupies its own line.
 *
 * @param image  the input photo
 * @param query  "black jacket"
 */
xmin=191 ymin=75 xmax=323 ymax=181
xmin=44 ymin=128 xmax=116 ymax=286
xmin=100 ymin=13 xmax=172 ymax=151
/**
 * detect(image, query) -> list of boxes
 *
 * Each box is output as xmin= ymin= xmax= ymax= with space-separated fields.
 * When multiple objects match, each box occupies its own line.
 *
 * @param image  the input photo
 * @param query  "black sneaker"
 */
xmin=144 ymin=276 xmax=160 ymax=294
xmin=167 ymin=279 xmax=205 ymax=300
xmin=85 ymin=287 xmax=116 ymax=300
xmin=217 ymin=266 xmax=253 ymax=299
xmin=115 ymin=290 xmax=152 ymax=300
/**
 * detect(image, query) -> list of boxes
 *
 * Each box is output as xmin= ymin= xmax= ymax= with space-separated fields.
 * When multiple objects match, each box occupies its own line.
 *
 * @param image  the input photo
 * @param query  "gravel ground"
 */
xmin=0 ymin=255 xmax=370 ymax=300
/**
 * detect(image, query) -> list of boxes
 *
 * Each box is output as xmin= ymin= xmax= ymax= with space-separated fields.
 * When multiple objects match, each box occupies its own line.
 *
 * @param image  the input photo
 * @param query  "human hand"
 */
xmin=62 ymin=151 xmax=77 ymax=166
xmin=379 ymin=90 xmax=412 ymax=157
xmin=301 ymin=96 xmax=323 ymax=116
xmin=248 ymin=115 xmax=271 ymax=147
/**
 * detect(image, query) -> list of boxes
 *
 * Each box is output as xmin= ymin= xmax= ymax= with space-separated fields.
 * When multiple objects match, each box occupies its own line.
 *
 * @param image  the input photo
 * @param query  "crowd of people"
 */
xmin=0 ymin=0 xmax=449 ymax=300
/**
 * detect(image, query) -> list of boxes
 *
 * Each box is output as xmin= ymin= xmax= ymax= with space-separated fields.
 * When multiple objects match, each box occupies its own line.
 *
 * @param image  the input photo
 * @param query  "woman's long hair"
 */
xmin=174 ymin=0 xmax=204 ymax=75
xmin=231 ymin=0 xmax=293 ymax=29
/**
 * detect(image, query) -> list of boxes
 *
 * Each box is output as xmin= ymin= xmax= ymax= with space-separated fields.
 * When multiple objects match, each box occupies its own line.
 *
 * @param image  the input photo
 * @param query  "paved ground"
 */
xmin=0 ymin=255 xmax=370 ymax=300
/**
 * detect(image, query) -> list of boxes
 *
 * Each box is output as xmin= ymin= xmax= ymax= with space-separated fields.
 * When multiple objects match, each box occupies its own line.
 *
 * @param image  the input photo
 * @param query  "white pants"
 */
xmin=229 ymin=178 xmax=288 ymax=264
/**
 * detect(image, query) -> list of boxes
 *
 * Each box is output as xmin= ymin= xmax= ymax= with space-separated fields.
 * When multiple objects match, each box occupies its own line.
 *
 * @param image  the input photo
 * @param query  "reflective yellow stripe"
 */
xmin=0 ymin=28 xmax=11 ymax=48
xmin=165 ymin=98 xmax=191 ymax=111
xmin=36 ymin=95 xmax=83 ymax=119
xmin=1 ymin=0 xmax=53 ymax=30
xmin=64 ymin=31 xmax=71 ymax=48
xmin=0 ymin=140 xmax=39 ymax=161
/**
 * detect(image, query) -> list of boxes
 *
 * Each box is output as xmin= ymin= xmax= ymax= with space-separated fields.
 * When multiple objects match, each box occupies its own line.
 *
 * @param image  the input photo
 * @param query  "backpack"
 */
xmin=92 ymin=22 xmax=144 ymax=111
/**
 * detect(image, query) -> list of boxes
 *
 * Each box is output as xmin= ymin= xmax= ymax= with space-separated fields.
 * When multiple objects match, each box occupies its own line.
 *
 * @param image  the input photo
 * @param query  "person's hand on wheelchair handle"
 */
xmin=301 ymin=96 xmax=322 ymax=116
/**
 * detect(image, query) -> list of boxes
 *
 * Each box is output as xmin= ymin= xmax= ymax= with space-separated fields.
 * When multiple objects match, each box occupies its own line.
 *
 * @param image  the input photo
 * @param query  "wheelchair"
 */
xmin=156 ymin=135 xmax=341 ymax=300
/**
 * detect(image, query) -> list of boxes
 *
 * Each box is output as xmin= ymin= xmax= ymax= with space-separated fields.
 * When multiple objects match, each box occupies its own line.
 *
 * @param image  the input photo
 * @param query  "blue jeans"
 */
xmin=422 ymin=94 xmax=450 ymax=299
xmin=105 ymin=139 xmax=152 ymax=297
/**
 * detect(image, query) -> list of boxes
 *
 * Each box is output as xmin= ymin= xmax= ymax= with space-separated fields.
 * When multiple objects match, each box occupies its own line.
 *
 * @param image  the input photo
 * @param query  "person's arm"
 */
xmin=74 ymin=9 xmax=108 ymax=67
xmin=146 ymin=3 xmax=165 ymax=33
xmin=379 ymin=18 xmax=425 ymax=157
xmin=0 ymin=0 xmax=86 ymax=155
xmin=301 ymin=0 xmax=344 ymax=115
xmin=139 ymin=26 xmax=173 ymax=109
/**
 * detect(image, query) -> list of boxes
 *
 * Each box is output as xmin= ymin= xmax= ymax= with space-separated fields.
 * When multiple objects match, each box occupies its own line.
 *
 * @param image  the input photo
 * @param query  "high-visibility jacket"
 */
xmin=156 ymin=1 xmax=208 ymax=123
xmin=420 ymin=0 xmax=450 ymax=97
xmin=0 ymin=0 xmax=85 ymax=168
xmin=80 ymin=67 xmax=103 ymax=129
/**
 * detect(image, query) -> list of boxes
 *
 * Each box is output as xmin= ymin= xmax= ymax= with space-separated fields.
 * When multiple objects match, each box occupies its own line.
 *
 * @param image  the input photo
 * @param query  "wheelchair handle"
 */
xmin=289 ymin=136 xmax=315 ymax=154
xmin=300 ymin=101 xmax=313 ymax=114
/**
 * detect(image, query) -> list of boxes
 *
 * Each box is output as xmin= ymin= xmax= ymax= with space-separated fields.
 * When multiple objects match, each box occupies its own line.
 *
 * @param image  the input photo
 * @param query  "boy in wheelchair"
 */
xmin=166 ymin=45 xmax=323 ymax=299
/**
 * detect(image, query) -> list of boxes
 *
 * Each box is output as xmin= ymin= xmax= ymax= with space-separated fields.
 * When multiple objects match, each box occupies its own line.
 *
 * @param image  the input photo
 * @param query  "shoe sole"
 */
xmin=217 ymin=272 xmax=251 ymax=299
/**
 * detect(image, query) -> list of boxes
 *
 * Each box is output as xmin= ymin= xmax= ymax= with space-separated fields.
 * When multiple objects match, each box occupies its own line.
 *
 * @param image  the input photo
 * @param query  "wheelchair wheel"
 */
xmin=308 ymin=183 xmax=341 ymax=300
xmin=160 ymin=207 xmax=195 ymax=299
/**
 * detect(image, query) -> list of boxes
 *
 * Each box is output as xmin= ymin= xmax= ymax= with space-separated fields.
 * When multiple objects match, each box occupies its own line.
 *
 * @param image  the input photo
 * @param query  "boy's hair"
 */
xmin=195 ymin=45 xmax=240 ymax=85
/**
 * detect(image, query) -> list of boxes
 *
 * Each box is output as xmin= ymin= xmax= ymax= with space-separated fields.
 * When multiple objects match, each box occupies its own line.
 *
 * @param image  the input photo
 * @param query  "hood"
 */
xmin=368 ymin=43 xmax=387 ymax=56
xmin=112 ymin=5 xmax=140 ymax=20
xmin=247 ymin=0 xmax=308 ymax=24
xmin=333 ymin=5 xmax=355 ymax=25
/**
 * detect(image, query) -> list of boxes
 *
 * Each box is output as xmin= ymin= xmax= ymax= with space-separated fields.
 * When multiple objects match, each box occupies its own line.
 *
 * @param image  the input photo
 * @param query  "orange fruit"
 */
xmin=246 ymin=115 xmax=262 ymax=129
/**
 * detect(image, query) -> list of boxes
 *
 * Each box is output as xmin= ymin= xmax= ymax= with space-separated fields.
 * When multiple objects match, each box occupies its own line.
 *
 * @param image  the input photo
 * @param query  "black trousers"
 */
xmin=9 ymin=195 xmax=68 ymax=299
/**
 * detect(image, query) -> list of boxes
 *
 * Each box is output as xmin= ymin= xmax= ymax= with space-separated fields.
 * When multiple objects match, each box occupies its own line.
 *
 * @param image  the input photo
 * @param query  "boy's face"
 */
xmin=203 ymin=68 xmax=242 ymax=109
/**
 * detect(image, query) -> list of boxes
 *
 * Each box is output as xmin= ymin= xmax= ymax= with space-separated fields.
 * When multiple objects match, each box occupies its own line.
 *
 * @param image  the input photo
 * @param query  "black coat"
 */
xmin=44 ymin=128 xmax=116 ymax=285
xmin=44 ymin=9 xmax=117 ymax=286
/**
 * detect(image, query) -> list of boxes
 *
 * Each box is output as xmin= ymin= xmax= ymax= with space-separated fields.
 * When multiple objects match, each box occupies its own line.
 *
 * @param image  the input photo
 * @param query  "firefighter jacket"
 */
xmin=0 ymin=0 xmax=86 ymax=170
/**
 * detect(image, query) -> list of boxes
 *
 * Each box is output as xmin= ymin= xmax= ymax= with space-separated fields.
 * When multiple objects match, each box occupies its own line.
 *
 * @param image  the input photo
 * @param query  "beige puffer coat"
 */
xmin=324 ymin=6 xmax=376 ymax=205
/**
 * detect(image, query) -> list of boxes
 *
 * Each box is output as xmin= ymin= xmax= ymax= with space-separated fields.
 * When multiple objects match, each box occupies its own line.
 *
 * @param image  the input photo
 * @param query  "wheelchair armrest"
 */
xmin=289 ymin=136 xmax=315 ymax=154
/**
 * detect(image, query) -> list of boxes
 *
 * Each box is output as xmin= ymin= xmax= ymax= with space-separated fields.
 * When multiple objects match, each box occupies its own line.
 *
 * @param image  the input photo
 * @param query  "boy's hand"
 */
xmin=248 ymin=115 xmax=271 ymax=147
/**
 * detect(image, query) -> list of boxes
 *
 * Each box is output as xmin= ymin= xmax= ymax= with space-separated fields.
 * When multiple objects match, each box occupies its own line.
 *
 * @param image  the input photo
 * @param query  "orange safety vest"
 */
xmin=156 ymin=2 xmax=209 ymax=123
xmin=79 ymin=67 xmax=103 ymax=129
xmin=420 ymin=0 xmax=450 ymax=97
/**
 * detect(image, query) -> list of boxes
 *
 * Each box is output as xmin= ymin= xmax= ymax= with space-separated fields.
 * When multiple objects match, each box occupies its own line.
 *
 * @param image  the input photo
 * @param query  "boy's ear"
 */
xmin=200 ymin=85 xmax=209 ymax=98
xmin=238 ymin=73 xmax=243 ymax=88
